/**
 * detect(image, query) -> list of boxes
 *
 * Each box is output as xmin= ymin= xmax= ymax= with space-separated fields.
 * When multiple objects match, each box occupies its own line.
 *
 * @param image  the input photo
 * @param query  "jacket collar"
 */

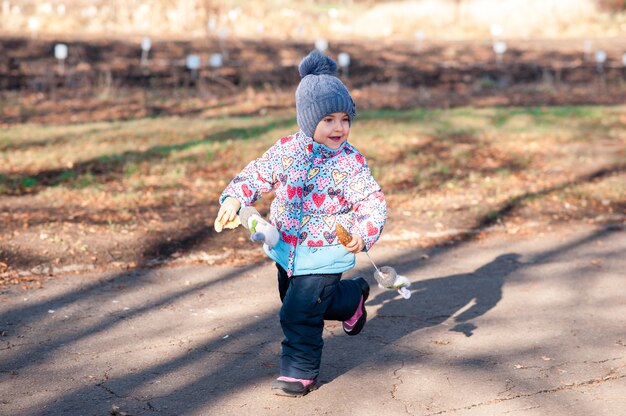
xmin=298 ymin=131 xmax=346 ymax=159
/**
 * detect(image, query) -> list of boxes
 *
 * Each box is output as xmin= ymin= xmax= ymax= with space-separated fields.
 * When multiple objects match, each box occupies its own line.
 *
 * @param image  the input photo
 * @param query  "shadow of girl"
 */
xmin=321 ymin=253 xmax=522 ymax=383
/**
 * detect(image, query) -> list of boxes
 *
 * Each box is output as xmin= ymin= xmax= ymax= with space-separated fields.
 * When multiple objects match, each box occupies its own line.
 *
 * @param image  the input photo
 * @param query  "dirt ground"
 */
xmin=3 ymin=35 xmax=626 ymax=125
xmin=1 ymin=35 xmax=625 ymax=287
xmin=1 ymin=149 xmax=622 ymax=290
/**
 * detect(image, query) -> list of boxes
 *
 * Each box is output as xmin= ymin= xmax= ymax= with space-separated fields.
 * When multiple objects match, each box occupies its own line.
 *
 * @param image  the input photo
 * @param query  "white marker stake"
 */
xmin=186 ymin=54 xmax=201 ymax=81
xmin=595 ymin=50 xmax=607 ymax=73
xmin=209 ymin=53 xmax=223 ymax=69
xmin=54 ymin=43 xmax=68 ymax=72
xmin=493 ymin=41 xmax=506 ymax=64
xmin=338 ymin=52 xmax=350 ymax=78
xmin=140 ymin=37 xmax=151 ymax=67
xmin=315 ymin=38 xmax=328 ymax=53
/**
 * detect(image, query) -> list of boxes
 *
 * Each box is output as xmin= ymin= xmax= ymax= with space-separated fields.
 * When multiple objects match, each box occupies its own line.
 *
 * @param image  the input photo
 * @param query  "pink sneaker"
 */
xmin=271 ymin=376 xmax=316 ymax=397
xmin=343 ymin=277 xmax=369 ymax=336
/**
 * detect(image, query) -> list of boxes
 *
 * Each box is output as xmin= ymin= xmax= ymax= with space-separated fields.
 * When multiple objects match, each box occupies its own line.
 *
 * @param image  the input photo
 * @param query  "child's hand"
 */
xmin=214 ymin=197 xmax=241 ymax=232
xmin=344 ymin=234 xmax=365 ymax=254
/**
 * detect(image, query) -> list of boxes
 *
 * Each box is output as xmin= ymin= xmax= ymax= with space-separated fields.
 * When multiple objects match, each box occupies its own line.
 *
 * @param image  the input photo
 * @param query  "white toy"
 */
xmin=372 ymin=266 xmax=411 ymax=299
xmin=238 ymin=206 xmax=280 ymax=248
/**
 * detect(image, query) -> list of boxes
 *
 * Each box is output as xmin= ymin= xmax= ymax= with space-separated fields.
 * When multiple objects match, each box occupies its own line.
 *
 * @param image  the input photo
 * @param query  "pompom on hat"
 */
xmin=295 ymin=50 xmax=356 ymax=138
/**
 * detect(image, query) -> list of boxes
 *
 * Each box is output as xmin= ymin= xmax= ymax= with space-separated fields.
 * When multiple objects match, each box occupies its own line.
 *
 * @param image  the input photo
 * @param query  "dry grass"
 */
xmin=1 ymin=104 xmax=624 ymax=224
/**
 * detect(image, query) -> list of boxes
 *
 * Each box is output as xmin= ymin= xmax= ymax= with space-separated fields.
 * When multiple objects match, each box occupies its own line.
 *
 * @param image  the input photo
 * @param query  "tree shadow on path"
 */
xmin=1 ymin=226 xmax=620 ymax=415
xmin=321 ymin=253 xmax=522 ymax=384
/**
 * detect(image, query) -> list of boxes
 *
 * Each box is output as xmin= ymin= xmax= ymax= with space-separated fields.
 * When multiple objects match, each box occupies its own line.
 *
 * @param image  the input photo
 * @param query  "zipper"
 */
xmin=289 ymin=143 xmax=313 ymax=275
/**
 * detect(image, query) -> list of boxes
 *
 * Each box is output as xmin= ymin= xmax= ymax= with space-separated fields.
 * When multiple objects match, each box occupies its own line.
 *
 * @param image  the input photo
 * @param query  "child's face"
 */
xmin=313 ymin=112 xmax=350 ymax=149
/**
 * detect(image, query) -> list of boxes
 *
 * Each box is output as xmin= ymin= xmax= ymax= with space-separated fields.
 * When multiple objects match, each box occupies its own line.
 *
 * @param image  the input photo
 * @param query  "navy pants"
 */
xmin=277 ymin=264 xmax=363 ymax=380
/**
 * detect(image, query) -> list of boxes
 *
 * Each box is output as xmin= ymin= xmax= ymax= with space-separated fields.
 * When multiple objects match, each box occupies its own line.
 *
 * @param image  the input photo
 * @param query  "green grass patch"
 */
xmin=491 ymin=105 xmax=605 ymax=128
xmin=21 ymin=177 xmax=38 ymax=188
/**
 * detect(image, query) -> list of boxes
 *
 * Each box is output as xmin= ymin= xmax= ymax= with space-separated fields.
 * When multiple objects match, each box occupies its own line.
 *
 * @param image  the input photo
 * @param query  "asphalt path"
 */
xmin=1 ymin=224 xmax=625 ymax=415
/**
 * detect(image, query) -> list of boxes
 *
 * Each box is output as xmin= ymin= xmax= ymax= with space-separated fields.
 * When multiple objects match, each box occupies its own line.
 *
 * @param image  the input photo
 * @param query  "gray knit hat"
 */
xmin=295 ymin=50 xmax=356 ymax=138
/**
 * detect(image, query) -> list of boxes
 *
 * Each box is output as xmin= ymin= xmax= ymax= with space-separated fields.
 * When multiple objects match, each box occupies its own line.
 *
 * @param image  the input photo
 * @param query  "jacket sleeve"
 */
xmin=219 ymin=139 xmax=282 ymax=207
xmin=348 ymin=162 xmax=387 ymax=250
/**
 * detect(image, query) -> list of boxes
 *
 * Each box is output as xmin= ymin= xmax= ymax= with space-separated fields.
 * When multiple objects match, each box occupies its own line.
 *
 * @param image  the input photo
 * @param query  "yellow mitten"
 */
xmin=214 ymin=197 xmax=242 ymax=232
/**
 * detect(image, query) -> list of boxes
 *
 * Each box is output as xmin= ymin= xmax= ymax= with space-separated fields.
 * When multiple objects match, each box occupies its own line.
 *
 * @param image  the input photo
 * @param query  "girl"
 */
xmin=216 ymin=50 xmax=387 ymax=397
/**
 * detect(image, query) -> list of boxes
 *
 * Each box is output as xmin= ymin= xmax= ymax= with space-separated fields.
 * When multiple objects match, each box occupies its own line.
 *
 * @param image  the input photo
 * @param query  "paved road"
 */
xmin=1 ymin=225 xmax=625 ymax=416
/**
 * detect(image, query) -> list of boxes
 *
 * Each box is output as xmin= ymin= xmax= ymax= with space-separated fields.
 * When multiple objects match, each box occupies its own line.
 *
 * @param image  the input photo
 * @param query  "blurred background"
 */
xmin=1 ymin=0 xmax=626 ymax=39
xmin=3 ymin=0 xmax=626 ymax=121
xmin=1 ymin=1 xmax=624 ymax=283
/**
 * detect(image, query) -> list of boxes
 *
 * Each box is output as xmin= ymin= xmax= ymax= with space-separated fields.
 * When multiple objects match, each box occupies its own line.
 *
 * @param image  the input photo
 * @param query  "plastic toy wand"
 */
xmin=364 ymin=250 xmax=383 ymax=276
